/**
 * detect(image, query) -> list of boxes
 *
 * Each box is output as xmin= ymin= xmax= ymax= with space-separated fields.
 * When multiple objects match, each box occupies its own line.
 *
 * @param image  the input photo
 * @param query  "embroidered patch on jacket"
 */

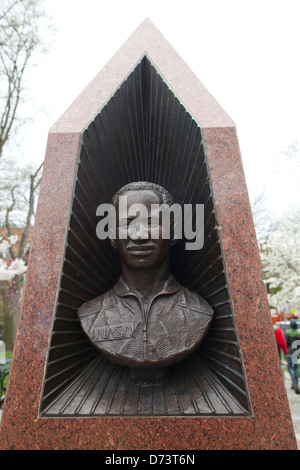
xmin=93 ymin=322 xmax=136 ymax=341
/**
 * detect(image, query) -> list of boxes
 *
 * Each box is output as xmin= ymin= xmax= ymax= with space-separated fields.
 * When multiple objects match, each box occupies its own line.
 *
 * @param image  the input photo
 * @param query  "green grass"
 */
xmin=4 ymin=351 xmax=12 ymax=359
xmin=1 ymin=350 xmax=12 ymax=393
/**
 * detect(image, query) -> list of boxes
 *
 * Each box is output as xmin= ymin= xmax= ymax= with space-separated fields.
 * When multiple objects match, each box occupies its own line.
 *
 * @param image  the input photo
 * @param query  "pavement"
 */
xmin=284 ymin=370 xmax=300 ymax=450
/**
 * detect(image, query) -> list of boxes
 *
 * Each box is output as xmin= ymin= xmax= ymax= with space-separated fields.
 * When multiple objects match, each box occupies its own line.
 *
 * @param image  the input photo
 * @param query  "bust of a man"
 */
xmin=78 ymin=182 xmax=213 ymax=383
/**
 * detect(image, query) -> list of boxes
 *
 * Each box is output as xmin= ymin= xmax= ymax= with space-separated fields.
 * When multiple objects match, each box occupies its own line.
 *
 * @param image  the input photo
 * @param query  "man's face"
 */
xmin=115 ymin=189 xmax=171 ymax=270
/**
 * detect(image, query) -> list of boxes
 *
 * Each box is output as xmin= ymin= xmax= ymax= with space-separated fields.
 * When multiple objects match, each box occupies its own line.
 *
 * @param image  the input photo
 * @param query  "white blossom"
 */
xmin=0 ymin=239 xmax=11 ymax=254
xmin=260 ymin=210 xmax=300 ymax=311
xmin=8 ymin=258 xmax=27 ymax=276
xmin=0 ymin=257 xmax=27 ymax=281
xmin=0 ymin=259 xmax=15 ymax=281
xmin=0 ymin=270 xmax=15 ymax=281
xmin=8 ymin=234 xmax=18 ymax=245
xmin=0 ymin=225 xmax=26 ymax=281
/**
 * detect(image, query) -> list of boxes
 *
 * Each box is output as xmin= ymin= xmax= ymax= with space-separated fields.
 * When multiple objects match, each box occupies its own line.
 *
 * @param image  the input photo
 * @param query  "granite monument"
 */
xmin=0 ymin=19 xmax=297 ymax=450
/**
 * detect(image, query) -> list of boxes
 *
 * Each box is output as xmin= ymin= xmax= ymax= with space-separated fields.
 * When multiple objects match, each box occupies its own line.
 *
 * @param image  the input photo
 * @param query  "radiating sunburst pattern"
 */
xmin=40 ymin=56 xmax=251 ymax=416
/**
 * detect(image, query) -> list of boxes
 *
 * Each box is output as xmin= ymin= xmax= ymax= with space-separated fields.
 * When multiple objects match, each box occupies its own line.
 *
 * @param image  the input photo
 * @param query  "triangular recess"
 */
xmin=39 ymin=56 xmax=251 ymax=416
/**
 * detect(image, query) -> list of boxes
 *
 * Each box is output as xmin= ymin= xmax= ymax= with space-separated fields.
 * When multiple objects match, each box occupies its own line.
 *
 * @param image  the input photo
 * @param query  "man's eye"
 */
xmin=119 ymin=224 xmax=129 ymax=232
xmin=120 ymin=219 xmax=132 ymax=228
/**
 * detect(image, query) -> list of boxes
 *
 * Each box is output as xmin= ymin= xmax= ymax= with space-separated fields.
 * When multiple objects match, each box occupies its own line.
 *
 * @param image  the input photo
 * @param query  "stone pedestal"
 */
xmin=0 ymin=19 xmax=297 ymax=450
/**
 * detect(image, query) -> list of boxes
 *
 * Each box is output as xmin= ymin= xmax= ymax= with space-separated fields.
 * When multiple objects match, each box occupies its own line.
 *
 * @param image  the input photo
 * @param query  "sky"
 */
xmin=18 ymin=0 xmax=300 ymax=218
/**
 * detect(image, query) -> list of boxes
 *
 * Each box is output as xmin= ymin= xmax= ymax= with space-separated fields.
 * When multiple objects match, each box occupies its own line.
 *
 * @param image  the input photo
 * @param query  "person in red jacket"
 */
xmin=285 ymin=320 xmax=300 ymax=394
xmin=274 ymin=324 xmax=288 ymax=357
xmin=273 ymin=325 xmax=288 ymax=384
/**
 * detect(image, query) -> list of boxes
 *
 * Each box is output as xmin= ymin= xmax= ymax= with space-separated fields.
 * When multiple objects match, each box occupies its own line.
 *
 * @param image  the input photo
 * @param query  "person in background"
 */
xmin=274 ymin=324 xmax=288 ymax=358
xmin=285 ymin=320 xmax=300 ymax=394
xmin=273 ymin=324 xmax=288 ymax=383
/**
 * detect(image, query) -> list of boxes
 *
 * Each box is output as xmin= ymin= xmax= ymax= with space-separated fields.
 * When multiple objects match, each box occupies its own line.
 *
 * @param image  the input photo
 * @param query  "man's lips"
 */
xmin=126 ymin=244 xmax=156 ymax=254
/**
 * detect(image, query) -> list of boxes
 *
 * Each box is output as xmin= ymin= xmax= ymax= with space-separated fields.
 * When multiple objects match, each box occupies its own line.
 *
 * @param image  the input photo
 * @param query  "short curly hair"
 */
xmin=111 ymin=181 xmax=174 ymax=208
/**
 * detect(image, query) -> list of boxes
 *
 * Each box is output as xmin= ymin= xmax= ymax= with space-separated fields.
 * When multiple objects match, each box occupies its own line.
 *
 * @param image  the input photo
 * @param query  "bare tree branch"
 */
xmin=0 ymin=0 xmax=19 ymax=22
xmin=18 ymin=162 xmax=43 ymax=257
xmin=3 ymin=185 xmax=18 ymax=258
xmin=0 ymin=0 xmax=46 ymax=158
xmin=250 ymin=191 xmax=276 ymax=243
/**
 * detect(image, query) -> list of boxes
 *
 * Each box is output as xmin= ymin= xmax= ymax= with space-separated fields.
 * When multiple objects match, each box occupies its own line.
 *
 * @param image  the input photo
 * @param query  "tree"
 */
xmin=278 ymin=141 xmax=300 ymax=166
xmin=0 ymin=161 xmax=43 ymax=253
xmin=0 ymin=0 xmax=47 ymax=159
xmin=250 ymin=141 xmax=300 ymax=314
xmin=0 ymin=161 xmax=43 ymax=349
xmin=0 ymin=0 xmax=49 ymax=349
xmin=250 ymin=191 xmax=276 ymax=243
xmin=260 ymin=210 xmax=300 ymax=312
xmin=0 ymin=222 xmax=27 ymax=349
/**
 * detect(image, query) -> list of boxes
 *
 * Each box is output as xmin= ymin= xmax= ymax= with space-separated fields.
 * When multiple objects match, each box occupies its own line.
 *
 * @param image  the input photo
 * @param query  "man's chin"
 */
xmin=125 ymin=260 xmax=157 ymax=270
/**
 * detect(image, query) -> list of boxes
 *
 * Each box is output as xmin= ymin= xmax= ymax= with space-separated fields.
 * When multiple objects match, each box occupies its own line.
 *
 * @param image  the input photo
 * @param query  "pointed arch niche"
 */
xmin=39 ymin=56 xmax=252 ymax=417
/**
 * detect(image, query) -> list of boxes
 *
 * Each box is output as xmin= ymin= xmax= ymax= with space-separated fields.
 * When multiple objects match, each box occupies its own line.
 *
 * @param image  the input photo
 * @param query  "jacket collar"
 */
xmin=113 ymin=274 xmax=180 ymax=298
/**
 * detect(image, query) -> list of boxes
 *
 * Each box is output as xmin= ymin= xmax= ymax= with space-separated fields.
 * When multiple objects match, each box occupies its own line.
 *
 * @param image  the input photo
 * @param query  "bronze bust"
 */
xmin=78 ymin=182 xmax=213 ymax=383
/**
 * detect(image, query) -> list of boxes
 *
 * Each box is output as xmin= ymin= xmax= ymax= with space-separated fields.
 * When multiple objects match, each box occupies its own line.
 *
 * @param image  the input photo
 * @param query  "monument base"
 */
xmin=39 ymin=354 xmax=249 ymax=417
xmin=130 ymin=366 xmax=169 ymax=386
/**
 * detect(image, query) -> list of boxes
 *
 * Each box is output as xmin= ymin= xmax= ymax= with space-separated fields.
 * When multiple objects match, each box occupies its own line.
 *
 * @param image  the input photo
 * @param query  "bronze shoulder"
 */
xmin=178 ymin=287 xmax=214 ymax=316
xmin=77 ymin=296 xmax=103 ymax=319
xmin=77 ymin=290 xmax=115 ymax=319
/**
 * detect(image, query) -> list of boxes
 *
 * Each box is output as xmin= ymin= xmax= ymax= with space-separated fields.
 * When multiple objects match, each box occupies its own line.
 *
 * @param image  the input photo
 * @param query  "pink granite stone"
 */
xmin=0 ymin=19 xmax=297 ymax=450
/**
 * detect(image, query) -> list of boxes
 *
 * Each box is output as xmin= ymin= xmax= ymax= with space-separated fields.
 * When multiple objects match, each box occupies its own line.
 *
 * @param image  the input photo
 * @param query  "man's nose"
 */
xmin=129 ymin=222 xmax=149 ymax=240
